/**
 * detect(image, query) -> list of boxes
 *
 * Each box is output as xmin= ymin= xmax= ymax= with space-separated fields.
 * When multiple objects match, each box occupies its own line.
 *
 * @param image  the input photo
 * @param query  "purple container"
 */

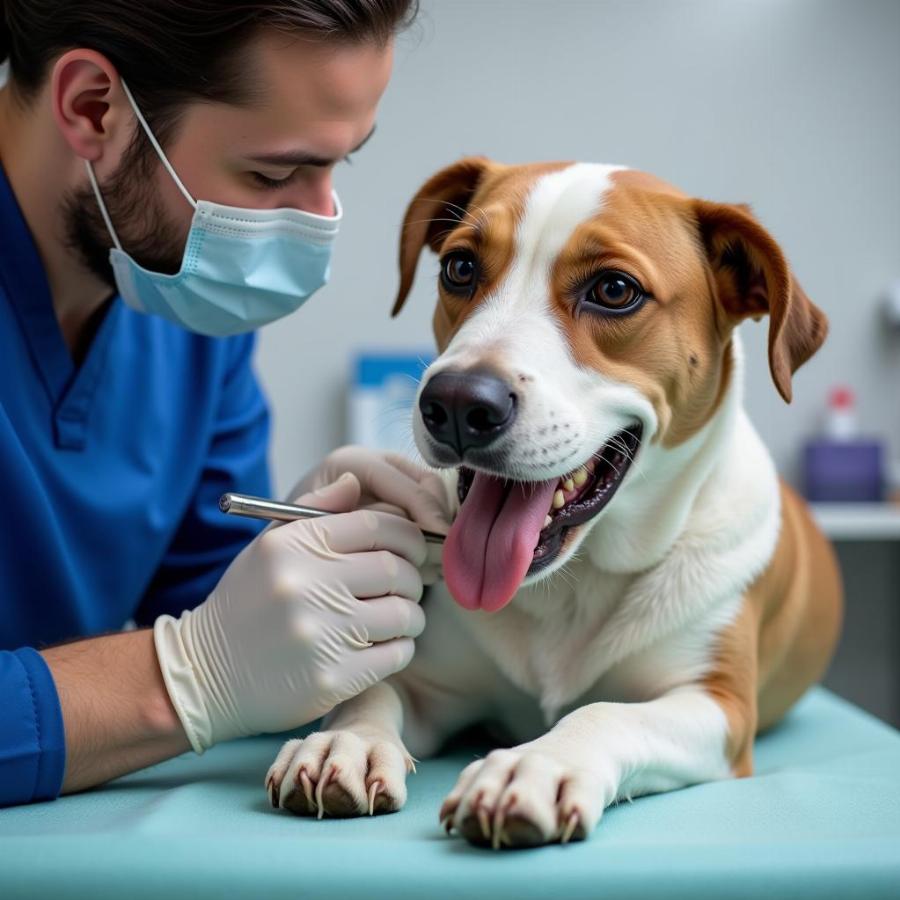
xmin=803 ymin=440 xmax=884 ymax=502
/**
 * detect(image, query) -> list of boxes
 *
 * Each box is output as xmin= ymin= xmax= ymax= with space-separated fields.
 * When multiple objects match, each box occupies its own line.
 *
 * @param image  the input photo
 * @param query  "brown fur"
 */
xmin=553 ymin=172 xmax=735 ymax=446
xmin=394 ymin=157 xmax=570 ymax=350
xmin=703 ymin=482 xmax=843 ymax=775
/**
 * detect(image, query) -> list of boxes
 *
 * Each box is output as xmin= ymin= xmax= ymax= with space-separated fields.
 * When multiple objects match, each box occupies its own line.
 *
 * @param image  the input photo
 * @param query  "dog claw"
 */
xmin=477 ymin=806 xmax=491 ymax=841
xmin=561 ymin=810 xmax=579 ymax=844
xmin=367 ymin=780 xmax=382 ymax=816
xmin=299 ymin=769 xmax=315 ymax=811
xmin=265 ymin=775 xmax=279 ymax=809
xmin=438 ymin=797 xmax=458 ymax=827
xmin=314 ymin=766 xmax=336 ymax=819
xmin=492 ymin=797 xmax=514 ymax=849
xmin=440 ymin=815 xmax=453 ymax=835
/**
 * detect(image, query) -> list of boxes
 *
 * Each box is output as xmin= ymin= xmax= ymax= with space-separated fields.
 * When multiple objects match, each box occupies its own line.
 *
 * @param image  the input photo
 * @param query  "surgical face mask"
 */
xmin=85 ymin=80 xmax=342 ymax=337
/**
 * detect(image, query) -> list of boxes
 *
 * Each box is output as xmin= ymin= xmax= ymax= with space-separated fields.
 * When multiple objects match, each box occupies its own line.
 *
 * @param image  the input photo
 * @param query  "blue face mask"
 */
xmin=85 ymin=81 xmax=342 ymax=337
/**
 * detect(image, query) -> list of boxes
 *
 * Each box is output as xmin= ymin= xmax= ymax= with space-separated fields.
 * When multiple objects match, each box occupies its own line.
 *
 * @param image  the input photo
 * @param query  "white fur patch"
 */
xmin=517 ymin=163 xmax=627 ymax=269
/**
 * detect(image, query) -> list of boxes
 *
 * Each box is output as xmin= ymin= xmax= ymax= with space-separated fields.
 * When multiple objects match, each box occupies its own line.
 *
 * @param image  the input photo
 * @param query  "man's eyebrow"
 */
xmin=247 ymin=125 xmax=377 ymax=168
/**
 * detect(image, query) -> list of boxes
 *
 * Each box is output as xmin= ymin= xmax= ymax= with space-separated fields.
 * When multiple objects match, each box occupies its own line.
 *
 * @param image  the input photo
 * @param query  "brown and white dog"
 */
xmin=266 ymin=158 xmax=843 ymax=848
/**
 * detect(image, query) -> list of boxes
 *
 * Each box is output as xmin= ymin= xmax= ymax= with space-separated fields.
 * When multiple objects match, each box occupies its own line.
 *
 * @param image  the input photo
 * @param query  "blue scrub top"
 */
xmin=0 ymin=165 xmax=271 ymax=806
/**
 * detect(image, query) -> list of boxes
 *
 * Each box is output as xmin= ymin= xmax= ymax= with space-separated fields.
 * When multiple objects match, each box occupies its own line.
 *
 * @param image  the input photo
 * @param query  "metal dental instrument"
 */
xmin=219 ymin=492 xmax=446 ymax=545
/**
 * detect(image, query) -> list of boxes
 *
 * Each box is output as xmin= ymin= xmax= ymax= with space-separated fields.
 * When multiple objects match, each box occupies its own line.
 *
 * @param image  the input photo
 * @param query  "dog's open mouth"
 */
xmin=442 ymin=425 xmax=642 ymax=613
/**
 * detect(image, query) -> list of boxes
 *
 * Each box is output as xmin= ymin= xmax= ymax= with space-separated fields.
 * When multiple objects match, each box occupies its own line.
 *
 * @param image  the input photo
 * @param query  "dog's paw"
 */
xmin=265 ymin=730 xmax=414 ymax=818
xmin=439 ymin=747 xmax=608 ymax=849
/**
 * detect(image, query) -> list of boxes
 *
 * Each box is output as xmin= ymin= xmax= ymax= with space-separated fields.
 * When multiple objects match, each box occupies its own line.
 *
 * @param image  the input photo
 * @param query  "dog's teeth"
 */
xmin=543 ymin=514 xmax=552 ymax=528
xmin=563 ymin=478 xmax=574 ymax=492
xmin=552 ymin=490 xmax=565 ymax=510
xmin=573 ymin=467 xmax=588 ymax=486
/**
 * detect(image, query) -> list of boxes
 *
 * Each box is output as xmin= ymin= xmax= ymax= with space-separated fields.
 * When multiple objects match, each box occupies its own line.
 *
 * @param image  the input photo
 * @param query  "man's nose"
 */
xmin=419 ymin=369 xmax=517 ymax=457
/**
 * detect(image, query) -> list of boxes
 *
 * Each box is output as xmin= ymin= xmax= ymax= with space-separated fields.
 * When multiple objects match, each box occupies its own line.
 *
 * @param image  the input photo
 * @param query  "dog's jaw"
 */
xmin=418 ymin=411 xmax=649 ymax=613
xmin=451 ymin=423 xmax=644 ymax=579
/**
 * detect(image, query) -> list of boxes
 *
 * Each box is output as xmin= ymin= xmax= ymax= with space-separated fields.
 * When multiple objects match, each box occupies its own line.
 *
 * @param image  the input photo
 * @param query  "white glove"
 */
xmin=288 ymin=446 xmax=454 ymax=584
xmin=154 ymin=473 xmax=428 ymax=753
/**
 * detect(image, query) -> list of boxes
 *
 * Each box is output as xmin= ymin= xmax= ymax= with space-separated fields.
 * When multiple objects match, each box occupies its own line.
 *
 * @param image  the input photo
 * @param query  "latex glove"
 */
xmin=154 ymin=473 xmax=428 ymax=754
xmin=288 ymin=446 xmax=454 ymax=584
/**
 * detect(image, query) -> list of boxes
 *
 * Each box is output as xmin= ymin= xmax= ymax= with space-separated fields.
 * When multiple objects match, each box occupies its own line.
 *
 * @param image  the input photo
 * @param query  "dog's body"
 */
xmin=266 ymin=160 xmax=842 ymax=848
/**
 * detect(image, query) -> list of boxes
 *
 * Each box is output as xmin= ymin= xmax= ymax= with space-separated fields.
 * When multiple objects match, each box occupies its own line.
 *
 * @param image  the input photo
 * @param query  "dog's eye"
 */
xmin=585 ymin=272 xmax=645 ymax=313
xmin=440 ymin=252 xmax=478 ymax=293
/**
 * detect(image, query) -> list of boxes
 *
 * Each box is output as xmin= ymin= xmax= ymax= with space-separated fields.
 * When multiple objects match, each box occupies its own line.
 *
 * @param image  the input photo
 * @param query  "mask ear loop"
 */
xmin=84 ymin=159 xmax=124 ymax=252
xmin=84 ymin=77 xmax=199 ymax=254
xmin=119 ymin=79 xmax=198 ymax=211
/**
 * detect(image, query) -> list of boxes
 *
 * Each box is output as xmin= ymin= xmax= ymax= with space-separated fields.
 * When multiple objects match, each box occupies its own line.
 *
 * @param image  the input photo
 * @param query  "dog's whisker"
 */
xmin=401 ymin=216 xmax=475 ymax=231
xmin=409 ymin=198 xmax=489 ymax=236
xmin=607 ymin=435 xmax=640 ymax=463
xmin=427 ymin=226 xmax=458 ymax=246
xmin=438 ymin=198 xmax=490 ymax=232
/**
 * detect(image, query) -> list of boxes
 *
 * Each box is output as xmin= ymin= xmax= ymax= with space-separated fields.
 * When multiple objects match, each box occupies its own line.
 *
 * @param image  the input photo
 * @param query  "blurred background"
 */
xmin=254 ymin=0 xmax=900 ymax=724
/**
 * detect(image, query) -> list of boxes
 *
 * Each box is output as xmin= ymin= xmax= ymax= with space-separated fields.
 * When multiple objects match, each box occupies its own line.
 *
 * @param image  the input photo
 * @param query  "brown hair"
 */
xmin=1 ymin=0 xmax=418 ymax=141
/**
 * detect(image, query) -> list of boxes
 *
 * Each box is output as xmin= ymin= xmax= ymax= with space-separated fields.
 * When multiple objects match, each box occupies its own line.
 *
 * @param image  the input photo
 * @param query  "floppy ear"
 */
xmin=694 ymin=200 xmax=828 ymax=403
xmin=392 ymin=156 xmax=493 ymax=317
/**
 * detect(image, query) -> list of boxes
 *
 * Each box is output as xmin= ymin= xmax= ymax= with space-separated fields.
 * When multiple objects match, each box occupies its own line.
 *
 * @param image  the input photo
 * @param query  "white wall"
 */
xmin=256 ymin=0 xmax=900 ymax=496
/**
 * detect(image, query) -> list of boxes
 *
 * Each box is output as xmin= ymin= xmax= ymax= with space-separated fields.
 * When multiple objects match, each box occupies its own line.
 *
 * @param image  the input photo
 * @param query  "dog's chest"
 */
xmin=464 ymin=565 xmax=637 ymax=717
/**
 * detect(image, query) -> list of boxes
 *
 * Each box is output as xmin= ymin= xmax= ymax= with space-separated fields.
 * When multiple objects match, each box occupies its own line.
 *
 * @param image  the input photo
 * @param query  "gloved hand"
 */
xmin=287 ymin=446 xmax=454 ymax=584
xmin=154 ymin=473 xmax=429 ymax=754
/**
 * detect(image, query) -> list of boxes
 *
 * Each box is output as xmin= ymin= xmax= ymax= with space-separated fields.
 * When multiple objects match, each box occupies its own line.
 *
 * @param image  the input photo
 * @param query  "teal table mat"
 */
xmin=1 ymin=688 xmax=898 ymax=899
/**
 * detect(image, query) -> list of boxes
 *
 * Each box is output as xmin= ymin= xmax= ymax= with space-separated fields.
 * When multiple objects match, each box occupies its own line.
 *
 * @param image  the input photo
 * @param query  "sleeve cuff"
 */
xmin=0 ymin=648 xmax=67 ymax=805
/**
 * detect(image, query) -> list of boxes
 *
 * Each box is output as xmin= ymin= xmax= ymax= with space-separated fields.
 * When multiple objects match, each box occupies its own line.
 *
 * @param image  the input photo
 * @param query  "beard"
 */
xmin=62 ymin=138 xmax=189 ymax=288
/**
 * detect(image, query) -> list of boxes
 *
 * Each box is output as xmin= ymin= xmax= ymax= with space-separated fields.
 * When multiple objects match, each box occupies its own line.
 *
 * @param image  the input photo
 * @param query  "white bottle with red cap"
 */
xmin=823 ymin=386 xmax=859 ymax=441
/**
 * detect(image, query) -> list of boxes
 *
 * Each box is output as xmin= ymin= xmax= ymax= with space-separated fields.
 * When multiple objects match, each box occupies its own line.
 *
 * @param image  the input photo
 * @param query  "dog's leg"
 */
xmin=267 ymin=586 xmax=497 ymax=818
xmin=442 ymin=672 xmax=755 ymax=849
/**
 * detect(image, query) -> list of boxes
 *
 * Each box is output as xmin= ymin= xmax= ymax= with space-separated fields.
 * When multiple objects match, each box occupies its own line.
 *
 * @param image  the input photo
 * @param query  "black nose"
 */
xmin=419 ymin=370 xmax=517 ymax=456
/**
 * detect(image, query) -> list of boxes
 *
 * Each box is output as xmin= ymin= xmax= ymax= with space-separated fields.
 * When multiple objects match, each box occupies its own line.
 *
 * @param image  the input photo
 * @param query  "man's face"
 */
xmin=67 ymin=30 xmax=393 ymax=282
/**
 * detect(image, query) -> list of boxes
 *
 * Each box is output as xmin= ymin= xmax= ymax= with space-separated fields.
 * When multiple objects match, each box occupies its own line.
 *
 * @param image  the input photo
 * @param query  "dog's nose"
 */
xmin=419 ymin=370 xmax=517 ymax=456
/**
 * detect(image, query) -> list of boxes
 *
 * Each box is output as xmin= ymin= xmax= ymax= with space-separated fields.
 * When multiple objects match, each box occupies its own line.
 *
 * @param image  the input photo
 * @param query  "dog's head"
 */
xmin=394 ymin=158 xmax=827 ymax=613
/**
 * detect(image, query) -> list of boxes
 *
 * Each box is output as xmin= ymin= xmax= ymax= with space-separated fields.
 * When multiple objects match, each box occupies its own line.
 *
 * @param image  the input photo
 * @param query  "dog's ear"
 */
xmin=694 ymin=199 xmax=827 ymax=403
xmin=392 ymin=156 xmax=493 ymax=317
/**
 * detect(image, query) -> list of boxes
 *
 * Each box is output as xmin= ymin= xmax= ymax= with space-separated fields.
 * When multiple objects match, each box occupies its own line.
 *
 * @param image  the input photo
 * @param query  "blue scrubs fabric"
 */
xmin=0 ymin=165 xmax=270 ymax=806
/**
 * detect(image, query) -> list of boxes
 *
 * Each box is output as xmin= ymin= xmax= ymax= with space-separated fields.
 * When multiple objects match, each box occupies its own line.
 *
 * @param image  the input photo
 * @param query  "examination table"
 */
xmin=1 ymin=688 xmax=898 ymax=899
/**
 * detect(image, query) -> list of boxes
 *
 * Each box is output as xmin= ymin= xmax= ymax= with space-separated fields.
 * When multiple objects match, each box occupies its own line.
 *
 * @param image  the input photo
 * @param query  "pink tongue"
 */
xmin=443 ymin=473 xmax=558 ymax=612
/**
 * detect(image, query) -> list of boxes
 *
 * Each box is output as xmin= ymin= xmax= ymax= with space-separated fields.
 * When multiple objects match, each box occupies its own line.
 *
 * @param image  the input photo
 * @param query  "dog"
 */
xmin=265 ymin=158 xmax=843 ymax=849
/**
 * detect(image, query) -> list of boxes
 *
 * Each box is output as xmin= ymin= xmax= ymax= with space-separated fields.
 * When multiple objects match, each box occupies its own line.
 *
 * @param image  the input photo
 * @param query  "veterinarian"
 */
xmin=0 ymin=0 xmax=449 ymax=807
